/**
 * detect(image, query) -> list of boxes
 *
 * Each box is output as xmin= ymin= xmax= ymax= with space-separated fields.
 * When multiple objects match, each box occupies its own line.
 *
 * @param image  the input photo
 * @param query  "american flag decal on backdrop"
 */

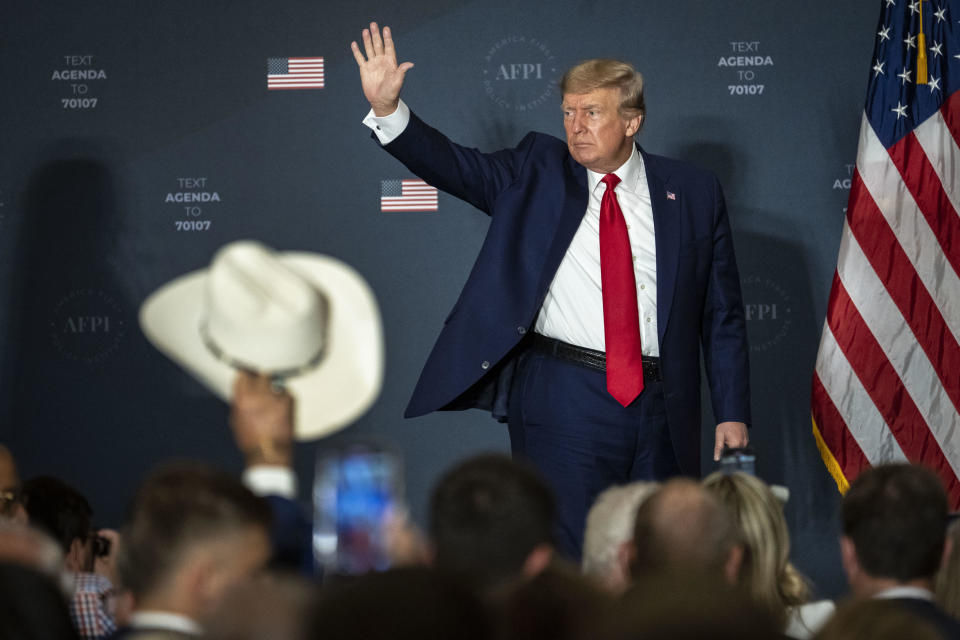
xmin=812 ymin=0 xmax=960 ymax=508
xmin=267 ymin=57 xmax=324 ymax=90
xmin=380 ymin=179 xmax=438 ymax=212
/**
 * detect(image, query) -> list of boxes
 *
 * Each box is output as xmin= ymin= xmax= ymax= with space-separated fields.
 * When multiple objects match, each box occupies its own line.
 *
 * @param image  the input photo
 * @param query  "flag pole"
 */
xmin=918 ymin=0 xmax=928 ymax=84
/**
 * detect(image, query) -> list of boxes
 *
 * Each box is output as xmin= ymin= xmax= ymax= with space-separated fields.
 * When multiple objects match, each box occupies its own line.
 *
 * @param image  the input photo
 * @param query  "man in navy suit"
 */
xmin=352 ymin=23 xmax=750 ymax=558
xmin=841 ymin=464 xmax=960 ymax=639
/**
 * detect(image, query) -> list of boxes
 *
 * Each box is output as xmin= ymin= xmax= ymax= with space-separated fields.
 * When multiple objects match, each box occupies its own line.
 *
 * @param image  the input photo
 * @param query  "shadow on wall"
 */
xmin=0 ymin=141 xmax=318 ymax=527
xmin=677 ymin=136 xmax=846 ymax=599
xmin=0 ymin=141 xmax=232 ymax=526
xmin=1 ymin=141 xmax=131 ymax=449
xmin=472 ymin=110 xmax=529 ymax=153
xmin=3 ymin=142 xmax=129 ymax=411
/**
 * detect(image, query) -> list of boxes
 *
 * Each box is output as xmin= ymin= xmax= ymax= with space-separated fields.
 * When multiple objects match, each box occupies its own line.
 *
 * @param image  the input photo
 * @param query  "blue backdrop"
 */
xmin=0 ymin=0 xmax=880 ymax=597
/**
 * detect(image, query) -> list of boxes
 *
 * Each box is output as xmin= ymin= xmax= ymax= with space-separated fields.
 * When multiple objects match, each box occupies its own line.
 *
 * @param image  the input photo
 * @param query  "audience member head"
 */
xmin=0 ymin=445 xmax=25 ymax=523
xmin=582 ymin=481 xmax=658 ymax=592
xmin=20 ymin=476 xmax=94 ymax=573
xmin=840 ymin=463 xmax=948 ymax=596
xmin=493 ymin=562 xmax=613 ymax=640
xmin=0 ymin=520 xmax=64 ymax=581
xmin=117 ymin=462 xmax=271 ymax=620
xmin=629 ymin=478 xmax=744 ymax=584
xmin=703 ymin=471 xmax=809 ymax=626
xmin=309 ymin=567 xmax=491 ymax=640
xmin=0 ymin=562 xmax=78 ymax=640
xmin=429 ymin=453 xmax=556 ymax=591
xmin=204 ymin=572 xmax=316 ymax=640
xmin=935 ymin=520 xmax=960 ymax=620
xmin=812 ymin=598 xmax=941 ymax=640
xmin=603 ymin=570 xmax=780 ymax=640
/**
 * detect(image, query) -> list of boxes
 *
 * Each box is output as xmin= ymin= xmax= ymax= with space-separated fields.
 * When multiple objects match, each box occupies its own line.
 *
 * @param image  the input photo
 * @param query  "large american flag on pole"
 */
xmin=812 ymin=0 xmax=960 ymax=508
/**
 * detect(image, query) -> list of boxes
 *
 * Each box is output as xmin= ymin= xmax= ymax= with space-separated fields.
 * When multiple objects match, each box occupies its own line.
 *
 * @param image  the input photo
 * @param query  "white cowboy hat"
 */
xmin=139 ymin=240 xmax=384 ymax=439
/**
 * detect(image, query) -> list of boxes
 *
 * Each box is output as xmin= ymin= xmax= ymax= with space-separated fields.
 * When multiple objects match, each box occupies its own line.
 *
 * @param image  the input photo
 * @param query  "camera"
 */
xmin=92 ymin=534 xmax=111 ymax=558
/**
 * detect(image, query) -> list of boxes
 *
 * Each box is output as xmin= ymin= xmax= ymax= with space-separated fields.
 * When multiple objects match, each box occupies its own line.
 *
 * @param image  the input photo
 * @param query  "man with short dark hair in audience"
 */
xmin=112 ymin=463 xmax=272 ymax=639
xmin=628 ymin=478 xmax=744 ymax=584
xmin=21 ymin=475 xmax=118 ymax=640
xmin=840 ymin=463 xmax=960 ymax=639
xmin=429 ymin=454 xmax=557 ymax=591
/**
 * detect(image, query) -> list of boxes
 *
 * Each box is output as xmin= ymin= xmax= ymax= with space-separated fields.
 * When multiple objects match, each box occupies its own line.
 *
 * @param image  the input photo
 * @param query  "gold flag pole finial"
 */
xmin=918 ymin=0 xmax=929 ymax=84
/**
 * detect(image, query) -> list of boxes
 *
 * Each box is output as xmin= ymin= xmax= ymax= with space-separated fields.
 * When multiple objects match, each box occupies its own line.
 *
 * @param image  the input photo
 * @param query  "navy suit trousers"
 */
xmin=507 ymin=345 xmax=682 ymax=560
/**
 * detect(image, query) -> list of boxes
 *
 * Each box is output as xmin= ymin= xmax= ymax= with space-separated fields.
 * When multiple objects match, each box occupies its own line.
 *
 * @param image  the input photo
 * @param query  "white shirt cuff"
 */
xmin=362 ymin=99 xmax=411 ymax=145
xmin=243 ymin=465 xmax=297 ymax=499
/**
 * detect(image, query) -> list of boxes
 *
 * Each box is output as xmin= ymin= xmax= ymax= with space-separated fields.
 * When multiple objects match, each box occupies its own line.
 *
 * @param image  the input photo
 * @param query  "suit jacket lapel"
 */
xmin=535 ymin=156 xmax=589 ymax=300
xmin=641 ymin=148 xmax=681 ymax=347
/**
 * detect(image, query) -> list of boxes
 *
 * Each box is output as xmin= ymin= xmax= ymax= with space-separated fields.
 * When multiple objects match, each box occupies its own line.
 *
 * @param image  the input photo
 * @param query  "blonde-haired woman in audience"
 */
xmin=703 ymin=472 xmax=834 ymax=639
xmin=935 ymin=519 xmax=960 ymax=620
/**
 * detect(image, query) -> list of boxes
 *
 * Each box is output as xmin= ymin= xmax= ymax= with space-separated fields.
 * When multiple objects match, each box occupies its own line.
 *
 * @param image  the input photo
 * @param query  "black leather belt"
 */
xmin=531 ymin=334 xmax=662 ymax=382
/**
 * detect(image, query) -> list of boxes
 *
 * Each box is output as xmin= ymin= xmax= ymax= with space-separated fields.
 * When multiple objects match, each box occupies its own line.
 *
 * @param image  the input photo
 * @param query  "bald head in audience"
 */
xmin=628 ymin=478 xmax=744 ymax=585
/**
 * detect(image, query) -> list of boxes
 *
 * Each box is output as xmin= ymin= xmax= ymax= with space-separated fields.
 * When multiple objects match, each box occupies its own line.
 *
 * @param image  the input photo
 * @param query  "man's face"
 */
xmin=562 ymin=87 xmax=641 ymax=174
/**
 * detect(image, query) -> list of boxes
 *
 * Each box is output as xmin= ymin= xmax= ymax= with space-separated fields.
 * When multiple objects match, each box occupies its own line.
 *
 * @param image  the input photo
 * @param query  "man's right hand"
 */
xmin=350 ymin=22 xmax=414 ymax=117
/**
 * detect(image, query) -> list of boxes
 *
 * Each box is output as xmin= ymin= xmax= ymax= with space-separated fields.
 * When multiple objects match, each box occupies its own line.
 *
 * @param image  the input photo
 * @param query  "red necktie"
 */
xmin=599 ymin=173 xmax=644 ymax=406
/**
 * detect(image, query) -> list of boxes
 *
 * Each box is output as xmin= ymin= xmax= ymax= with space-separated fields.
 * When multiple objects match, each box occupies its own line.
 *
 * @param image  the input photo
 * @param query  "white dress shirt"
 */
xmin=534 ymin=147 xmax=658 ymax=355
xmin=784 ymin=600 xmax=836 ymax=639
xmin=873 ymin=585 xmax=935 ymax=600
xmin=363 ymin=101 xmax=659 ymax=356
xmin=243 ymin=465 xmax=296 ymax=499
xmin=129 ymin=611 xmax=202 ymax=636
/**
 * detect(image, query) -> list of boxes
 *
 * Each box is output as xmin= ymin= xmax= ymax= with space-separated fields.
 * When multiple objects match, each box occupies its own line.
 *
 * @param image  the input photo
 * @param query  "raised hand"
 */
xmin=350 ymin=22 xmax=414 ymax=116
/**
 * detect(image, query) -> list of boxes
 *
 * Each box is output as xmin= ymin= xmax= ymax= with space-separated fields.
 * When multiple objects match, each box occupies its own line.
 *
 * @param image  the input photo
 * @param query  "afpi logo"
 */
xmin=50 ymin=289 xmax=126 ymax=365
xmin=482 ymin=36 xmax=558 ymax=112
xmin=741 ymin=276 xmax=792 ymax=353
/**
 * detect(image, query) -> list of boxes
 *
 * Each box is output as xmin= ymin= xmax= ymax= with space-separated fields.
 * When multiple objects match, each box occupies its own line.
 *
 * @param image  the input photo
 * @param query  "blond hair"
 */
xmin=702 ymin=472 xmax=809 ymax=627
xmin=560 ymin=59 xmax=645 ymax=125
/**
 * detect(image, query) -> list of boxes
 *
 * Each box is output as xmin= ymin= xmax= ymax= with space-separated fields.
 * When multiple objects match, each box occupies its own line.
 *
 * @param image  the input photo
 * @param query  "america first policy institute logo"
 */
xmin=482 ymin=36 xmax=558 ymax=112
xmin=50 ymin=289 xmax=126 ymax=365
xmin=741 ymin=275 xmax=792 ymax=353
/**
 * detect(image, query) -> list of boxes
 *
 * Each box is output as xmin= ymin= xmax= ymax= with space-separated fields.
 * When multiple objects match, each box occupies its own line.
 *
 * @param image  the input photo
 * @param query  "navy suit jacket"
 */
xmin=379 ymin=111 xmax=750 ymax=475
xmin=892 ymin=598 xmax=960 ymax=640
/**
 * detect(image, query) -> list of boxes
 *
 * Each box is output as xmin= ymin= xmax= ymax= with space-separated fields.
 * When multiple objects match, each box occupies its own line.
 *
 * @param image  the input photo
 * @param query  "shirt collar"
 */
xmin=872 ymin=586 xmax=935 ymax=601
xmin=130 ymin=611 xmax=202 ymax=635
xmin=587 ymin=145 xmax=645 ymax=196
